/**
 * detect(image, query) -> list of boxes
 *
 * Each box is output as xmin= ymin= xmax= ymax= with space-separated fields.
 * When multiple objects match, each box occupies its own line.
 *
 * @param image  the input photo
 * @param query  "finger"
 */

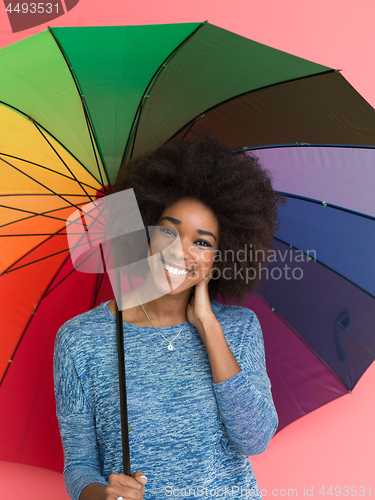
xmin=106 ymin=484 xmax=145 ymax=500
xmin=108 ymin=472 xmax=143 ymax=491
xmin=203 ymin=270 xmax=212 ymax=281
xmin=131 ymin=471 xmax=148 ymax=485
xmin=110 ymin=487 xmax=145 ymax=500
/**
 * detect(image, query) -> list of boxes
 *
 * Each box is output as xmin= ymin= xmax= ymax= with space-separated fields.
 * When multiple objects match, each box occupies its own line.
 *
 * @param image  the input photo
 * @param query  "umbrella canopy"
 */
xmin=0 ymin=22 xmax=374 ymax=472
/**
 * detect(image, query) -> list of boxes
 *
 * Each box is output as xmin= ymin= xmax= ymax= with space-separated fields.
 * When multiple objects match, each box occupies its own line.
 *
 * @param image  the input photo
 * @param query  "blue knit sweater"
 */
xmin=53 ymin=299 xmax=278 ymax=500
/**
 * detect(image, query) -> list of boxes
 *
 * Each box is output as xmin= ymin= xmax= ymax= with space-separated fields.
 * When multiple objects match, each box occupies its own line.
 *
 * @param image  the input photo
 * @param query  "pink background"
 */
xmin=0 ymin=1 xmax=374 ymax=498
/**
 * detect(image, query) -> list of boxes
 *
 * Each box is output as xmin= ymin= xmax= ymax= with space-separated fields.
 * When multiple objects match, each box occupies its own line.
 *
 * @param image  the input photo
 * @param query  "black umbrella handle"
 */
xmin=115 ymin=272 xmax=131 ymax=476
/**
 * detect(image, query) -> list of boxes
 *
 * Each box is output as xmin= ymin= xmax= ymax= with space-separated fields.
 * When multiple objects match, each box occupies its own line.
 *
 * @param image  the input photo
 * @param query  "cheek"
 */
xmin=198 ymin=250 xmax=215 ymax=269
xmin=147 ymin=235 xmax=168 ymax=257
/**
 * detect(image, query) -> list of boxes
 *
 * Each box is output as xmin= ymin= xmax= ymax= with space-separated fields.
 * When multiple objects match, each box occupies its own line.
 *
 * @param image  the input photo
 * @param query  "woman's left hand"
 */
xmin=187 ymin=267 xmax=217 ymax=332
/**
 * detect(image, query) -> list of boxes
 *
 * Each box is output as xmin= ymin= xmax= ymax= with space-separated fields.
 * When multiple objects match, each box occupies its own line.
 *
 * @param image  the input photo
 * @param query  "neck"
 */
xmin=137 ymin=281 xmax=193 ymax=324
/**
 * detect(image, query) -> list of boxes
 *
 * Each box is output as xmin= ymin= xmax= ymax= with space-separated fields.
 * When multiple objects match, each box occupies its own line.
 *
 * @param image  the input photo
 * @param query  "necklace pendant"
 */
xmin=167 ymin=344 xmax=174 ymax=351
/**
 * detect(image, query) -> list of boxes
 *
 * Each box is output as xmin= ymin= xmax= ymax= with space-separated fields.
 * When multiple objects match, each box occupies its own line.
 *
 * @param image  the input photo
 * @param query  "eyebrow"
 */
xmin=159 ymin=216 xmax=217 ymax=242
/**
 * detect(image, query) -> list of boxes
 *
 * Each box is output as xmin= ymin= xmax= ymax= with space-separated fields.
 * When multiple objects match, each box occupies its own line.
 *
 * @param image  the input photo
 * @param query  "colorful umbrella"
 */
xmin=0 ymin=22 xmax=374 ymax=472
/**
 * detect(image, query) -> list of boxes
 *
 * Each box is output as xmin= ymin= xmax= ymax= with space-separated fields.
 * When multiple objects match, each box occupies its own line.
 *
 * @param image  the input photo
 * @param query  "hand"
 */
xmin=105 ymin=471 xmax=147 ymax=499
xmin=187 ymin=266 xmax=216 ymax=332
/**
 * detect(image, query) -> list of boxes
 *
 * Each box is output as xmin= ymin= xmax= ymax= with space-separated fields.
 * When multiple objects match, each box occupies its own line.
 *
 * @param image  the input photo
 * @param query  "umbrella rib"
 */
xmin=0 ymin=233 xmax=88 ymax=237
xmin=254 ymin=291 xmax=350 ymax=392
xmin=0 ymin=156 xmax=106 ymax=231
xmin=0 ymin=155 xmax=92 ymax=211
xmin=0 ymin=193 xmax=91 ymax=197
xmin=92 ymin=271 xmax=106 ymax=309
xmin=2 ymin=246 xmax=108 ymax=383
xmin=0 ymin=100 xmax=103 ymax=186
xmin=92 ymin=236 xmax=114 ymax=307
xmin=3 ymin=248 xmax=70 ymax=274
xmin=1 ymin=229 xmax=105 ymax=274
xmin=240 ymin=143 xmax=375 ymax=152
xmin=273 ymin=239 xmax=375 ymax=364
xmin=82 ymin=105 xmax=110 ymax=192
xmin=43 ymin=265 xmax=79 ymax=298
xmin=0 ymin=193 xmax=107 ymax=230
xmin=1 ymin=228 xmax=105 ymax=273
xmin=278 ymin=192 xmax=375 ymax=222
xmin=48 ymin=27 xmax=110 ymax=192
xmin=91 ymin=241 xmax=115 ymax=308
xmin=0 ymin=153 xmax=101 ymax=192
xmin=177 ymin=120 xmax=196 ymax=144
xmin=0 ymin=201 xmax=90 ymax=229
xmin=0 ymin=199 xmax=94 ymax=270
xmin=169 ymin=69 xmax=337 ymax=142
xmin=44 ymin=243 xmax=108 ymax=297
xmin=32 ymin=121 xmax=96 ymax=201
xmin=121 ymin=21 xmax=207 ymax=164
xmin=127 ymin=104 xmax=143 ymax=162
xmin=0 ymin=252 xmax=72 ymax=386
xmin=1 ymin=239 xmax=100 ymax=385
xmin=0 ymin=194 xmax=104 ymax=228
xmin=1 ymin=231 xmax=107 ymax=384
xmin=266 ymin=350 xmax=344 ymax=395
xmin=274 ymin=236 xmax=375 ymax=300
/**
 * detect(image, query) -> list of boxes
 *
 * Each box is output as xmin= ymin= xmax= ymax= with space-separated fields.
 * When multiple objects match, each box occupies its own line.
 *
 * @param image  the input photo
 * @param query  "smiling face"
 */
xmin=147 ymin=197 xmax=220 ymax=295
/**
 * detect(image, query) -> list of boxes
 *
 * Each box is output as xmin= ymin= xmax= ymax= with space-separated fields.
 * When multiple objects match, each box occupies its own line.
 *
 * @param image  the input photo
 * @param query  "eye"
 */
xmin=195 ymin=240 xmax=212 ymax=248
xmin=159 ymin=226 xmax=176 ymax=237
xmin=158 ymin=226 xmax=212 ymax=247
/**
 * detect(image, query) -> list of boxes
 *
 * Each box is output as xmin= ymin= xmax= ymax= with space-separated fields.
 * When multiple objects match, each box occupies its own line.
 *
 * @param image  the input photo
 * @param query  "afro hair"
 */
xmin=110 ymin=133 xmax=285 ymax=305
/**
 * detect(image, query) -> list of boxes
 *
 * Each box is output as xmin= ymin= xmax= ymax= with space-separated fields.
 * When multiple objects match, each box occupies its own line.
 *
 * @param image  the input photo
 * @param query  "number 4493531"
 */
xmin=319 ymin=486 xmax=371 ymax=496
xmin=6 ymin=3 xmax=59 ymax=14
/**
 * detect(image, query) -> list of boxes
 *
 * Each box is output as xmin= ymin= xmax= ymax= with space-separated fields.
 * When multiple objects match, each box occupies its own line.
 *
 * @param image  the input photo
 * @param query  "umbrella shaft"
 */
xmin=115 ymin=276 xmax=131 ymax=475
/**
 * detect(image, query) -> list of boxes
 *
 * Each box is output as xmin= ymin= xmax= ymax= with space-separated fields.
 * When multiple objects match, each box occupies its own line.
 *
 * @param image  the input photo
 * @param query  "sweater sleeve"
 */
xmin=212 ymin=309 xmax=278 ymax=456
xmin=53 ymin=326 xmax=107 ymax=500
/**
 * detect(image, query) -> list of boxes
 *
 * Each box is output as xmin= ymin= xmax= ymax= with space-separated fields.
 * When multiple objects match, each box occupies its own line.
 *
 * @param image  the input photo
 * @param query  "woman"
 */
xmin=54 ymin=134 xmax=282 ymax=500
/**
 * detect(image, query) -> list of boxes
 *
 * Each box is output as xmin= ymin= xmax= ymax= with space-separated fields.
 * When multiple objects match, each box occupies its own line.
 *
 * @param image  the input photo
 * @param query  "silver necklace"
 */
xmin=137 ymin=287 xmax=188 ymax=351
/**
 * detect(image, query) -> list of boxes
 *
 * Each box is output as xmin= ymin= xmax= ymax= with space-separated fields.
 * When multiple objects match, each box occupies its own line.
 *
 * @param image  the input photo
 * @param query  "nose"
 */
xmin=167 ymin=235 xmax=190 ymax=263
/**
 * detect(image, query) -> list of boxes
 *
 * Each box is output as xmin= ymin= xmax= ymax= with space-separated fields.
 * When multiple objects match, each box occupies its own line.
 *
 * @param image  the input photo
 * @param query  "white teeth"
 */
xmin=163 ymin=263 xmax=189 ymax=275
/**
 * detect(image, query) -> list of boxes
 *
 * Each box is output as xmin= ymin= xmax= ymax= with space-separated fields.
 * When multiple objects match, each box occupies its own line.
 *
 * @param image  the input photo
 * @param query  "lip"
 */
xmin=165 ymin=261 xmax=190 ymax=271
xmin=158 ymin=256 xmax=192 ymax=277
xmin=160 ymin=255 xmax=191 ymax=271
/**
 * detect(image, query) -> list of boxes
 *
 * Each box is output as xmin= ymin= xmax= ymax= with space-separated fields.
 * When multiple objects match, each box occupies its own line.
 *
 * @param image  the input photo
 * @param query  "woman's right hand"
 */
xmin=105 ymin=471 xmax=148 ymax=499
